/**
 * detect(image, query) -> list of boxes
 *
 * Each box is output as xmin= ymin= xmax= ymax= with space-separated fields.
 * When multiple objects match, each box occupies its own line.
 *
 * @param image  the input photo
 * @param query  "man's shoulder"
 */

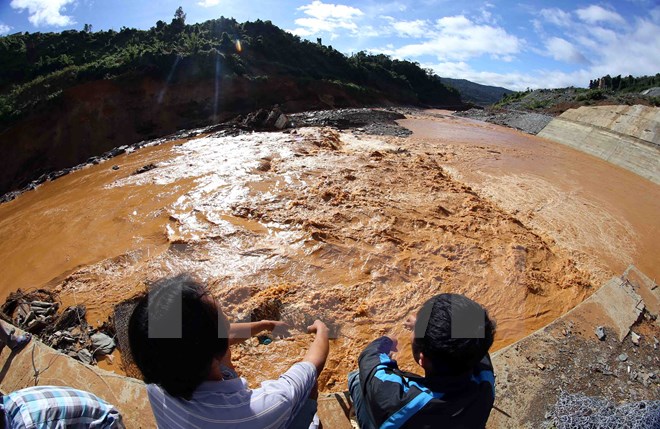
xmin=4 ymin=386 xmax=122 ymax=428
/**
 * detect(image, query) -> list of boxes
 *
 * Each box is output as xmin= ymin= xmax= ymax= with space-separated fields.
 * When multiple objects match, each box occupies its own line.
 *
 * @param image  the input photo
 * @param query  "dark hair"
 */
xmin=128 ymin=274 xmax=229 ymax=400
xmin=412 ymin=293 xmax=495 ymax=375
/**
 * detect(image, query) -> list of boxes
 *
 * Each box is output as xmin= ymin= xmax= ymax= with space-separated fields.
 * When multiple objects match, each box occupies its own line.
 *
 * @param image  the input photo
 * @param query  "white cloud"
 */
xmin=430 ymin=9 xmax=660 ymax=91
xmin=576 ymin=5 xmax=625 ymax=26
xmin=539 ymin=8 xmax=572 ymax=27
xmin=391 ymin=19 xmax=429 ymax=38
xmin=545 ymin=37 xmax=588 ymax=64
xmin=0 ymin=23 xmax=12 ymax=35
xmin=10 ymin=0 xmax=76 ymax=27
xmin=387 ymin=15 xmax=523 ymax=62
xmin=428 ymin=60 xmax=603 ymax=91
xmin=476 ymin=2 xmax=498 ymax=25
xmin=197 ymin=0 xmax=220 ymax=7
xmin=299 ymin=0 xmax=363 ymax=20
xmin=586 ymin=26 xmax=618 ymax=43
xmin=652 ymin=7 xmax=660 ymax=23
xmin=363 ymin=1 xmax=408 ymax=15
xmin=588 ymin=18 xmax=660 ymax=77
xmin=553 ymin=11 xmax=659 ymax=79
xmin=292 ymin=0 xmax=364 ymax=37
xmin=427 ymin=61 xmax=539 ymax=91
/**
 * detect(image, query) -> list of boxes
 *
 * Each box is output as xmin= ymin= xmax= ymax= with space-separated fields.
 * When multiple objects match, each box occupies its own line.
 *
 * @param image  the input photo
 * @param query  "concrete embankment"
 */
xmin=488 ymin=265 xmax=660 ymax=428
xmin=537 ymin=105 xmax=660 ymax=184
xmin=0 ymin=338 xmax=154 ymax=427
xmin=0 ymin=327 xmax=353 ymax=428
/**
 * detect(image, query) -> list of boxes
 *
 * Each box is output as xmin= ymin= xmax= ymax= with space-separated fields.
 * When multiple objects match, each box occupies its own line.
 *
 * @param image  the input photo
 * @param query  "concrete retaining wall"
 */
xmin=0 ymin=338 xmax=154 ymax=428
xmin=538 ymin=105 xmax=660 ymax=184
xmin=488 ymin=265 xmax=660 ymax=428
xmin=0 ymin=329 xmax=352 ymax=428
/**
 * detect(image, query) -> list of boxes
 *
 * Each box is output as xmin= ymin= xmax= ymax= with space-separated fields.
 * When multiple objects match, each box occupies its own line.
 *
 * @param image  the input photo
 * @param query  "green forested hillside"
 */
xmin=440 ymin=77 xmax=513 ymax=106
xmin=494 ymin=74 xmax=659 ymax=113
xmin=588 ymin=73 xmax=660 ymax=92
xmin=0 ymin=12 xmax=460 ymax=129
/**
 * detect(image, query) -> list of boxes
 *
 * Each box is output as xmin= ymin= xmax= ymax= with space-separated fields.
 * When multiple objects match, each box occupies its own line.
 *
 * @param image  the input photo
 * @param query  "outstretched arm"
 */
xmin=257 ymin=321 xmax=329 ymax=429
xmin=303 ymin=319 xmax=329 ymax=375
xmin=229 ymin=320 xmax=289 ymax=345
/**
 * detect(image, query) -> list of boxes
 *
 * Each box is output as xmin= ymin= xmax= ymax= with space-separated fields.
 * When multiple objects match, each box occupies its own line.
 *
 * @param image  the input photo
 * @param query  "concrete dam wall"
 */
xmin=538 ymin=105 xmax=660 ymax=184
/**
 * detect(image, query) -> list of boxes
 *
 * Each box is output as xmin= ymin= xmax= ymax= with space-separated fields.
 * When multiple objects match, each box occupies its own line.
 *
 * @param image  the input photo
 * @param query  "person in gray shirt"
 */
xmin=128 ymin=274 xmax=329 ymax=428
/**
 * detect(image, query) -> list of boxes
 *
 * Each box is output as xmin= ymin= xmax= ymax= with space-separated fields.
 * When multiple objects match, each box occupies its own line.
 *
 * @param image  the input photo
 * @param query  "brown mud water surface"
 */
xmin=0 ymin=108 xmax=655 ymax=392
xmin=401 ymin=110 xmax=660 ymax=283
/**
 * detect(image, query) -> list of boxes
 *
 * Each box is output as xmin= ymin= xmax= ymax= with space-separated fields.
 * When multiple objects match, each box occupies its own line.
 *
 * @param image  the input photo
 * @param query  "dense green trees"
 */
xmin=0 ymin=11 xmax=460 ymax=129
xmin=588 ymin=73 xmax=659 ymax=92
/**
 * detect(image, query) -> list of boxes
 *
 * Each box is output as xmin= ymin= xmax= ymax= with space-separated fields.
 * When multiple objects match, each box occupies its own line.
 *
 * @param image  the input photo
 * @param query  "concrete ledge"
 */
xmin=0 ymin=338 xmax=154 ymax=428
xmin=538 ymin=105 xmax=660 ymax=184
xmin=488 ymin=265 xmax=660 ymax=428
xmin=560 ymin=105 xmax=659 ymax=143
xmin=317 ymin=392 xmax=354 ymax=429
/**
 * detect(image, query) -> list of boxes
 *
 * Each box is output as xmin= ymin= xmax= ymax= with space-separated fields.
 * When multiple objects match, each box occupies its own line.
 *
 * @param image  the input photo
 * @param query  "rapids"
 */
xmin=0 ymin=110 xmax=657 ymax=391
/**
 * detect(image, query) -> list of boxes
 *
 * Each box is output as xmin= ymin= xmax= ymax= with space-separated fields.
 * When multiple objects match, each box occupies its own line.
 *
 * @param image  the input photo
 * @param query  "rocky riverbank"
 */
xmin=455 ymin=108 xmax=553 ymax=135
xmin=490 ymin=266 xmax=660 ymax=428
xmin=1 ymin=288 xmax=116 ymax=366
xmin=0 ymin=107 xmax=411 ymax=204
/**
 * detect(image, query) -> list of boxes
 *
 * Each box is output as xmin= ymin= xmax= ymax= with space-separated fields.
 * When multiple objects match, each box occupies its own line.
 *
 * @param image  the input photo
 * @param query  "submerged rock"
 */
xmin=132 ymin=163 xmax=157 ymax=175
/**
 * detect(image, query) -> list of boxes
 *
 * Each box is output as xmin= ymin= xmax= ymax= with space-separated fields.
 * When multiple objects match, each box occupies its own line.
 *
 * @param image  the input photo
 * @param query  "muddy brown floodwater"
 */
xmin=0 ymin=110 xmax=656 ymax=392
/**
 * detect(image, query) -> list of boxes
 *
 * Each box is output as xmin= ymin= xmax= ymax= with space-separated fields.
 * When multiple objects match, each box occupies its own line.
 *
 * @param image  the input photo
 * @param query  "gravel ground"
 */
xmin=455 ymin=108 xmax=553 ymax=135
xmin=288 ymin=108 xmax=413 ymax=137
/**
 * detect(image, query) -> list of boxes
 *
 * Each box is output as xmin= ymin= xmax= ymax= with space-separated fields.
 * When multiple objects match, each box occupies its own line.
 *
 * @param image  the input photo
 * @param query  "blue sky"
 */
xmin=1 ymin=0 xmax=659 ymax=90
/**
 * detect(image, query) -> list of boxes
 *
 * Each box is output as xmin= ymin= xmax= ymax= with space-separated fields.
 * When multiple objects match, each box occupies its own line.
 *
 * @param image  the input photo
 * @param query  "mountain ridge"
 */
xmin=440 ymin=77 xmax=513 ymax=106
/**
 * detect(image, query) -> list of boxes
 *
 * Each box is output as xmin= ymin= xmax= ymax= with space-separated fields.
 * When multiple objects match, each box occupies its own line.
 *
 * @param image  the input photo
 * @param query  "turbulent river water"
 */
xmin=0 ymin=109 xmax=657 ymax=392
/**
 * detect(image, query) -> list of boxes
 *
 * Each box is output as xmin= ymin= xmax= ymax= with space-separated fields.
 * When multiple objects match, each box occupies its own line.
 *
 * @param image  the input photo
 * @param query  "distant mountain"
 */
xmin=440 ymin=77 xmax=513 ymax=106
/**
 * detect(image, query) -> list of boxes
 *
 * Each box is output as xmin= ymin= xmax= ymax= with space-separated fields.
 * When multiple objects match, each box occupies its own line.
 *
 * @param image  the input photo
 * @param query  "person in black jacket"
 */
xmin=348 ymin=293 xmax=496 ymax=429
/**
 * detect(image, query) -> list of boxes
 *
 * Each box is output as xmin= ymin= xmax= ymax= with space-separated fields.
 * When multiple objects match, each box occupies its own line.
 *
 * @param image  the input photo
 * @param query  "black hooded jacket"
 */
xmin=358 ymin=336 xmax=495 ymax=429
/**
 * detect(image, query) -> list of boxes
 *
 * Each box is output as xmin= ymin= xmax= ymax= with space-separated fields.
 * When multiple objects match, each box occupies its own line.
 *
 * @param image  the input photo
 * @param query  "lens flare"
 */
xmin=235 ymin=40 xmax=242 ymax=53
xmin=213 ymin=54 xmax=221 ymax=122
xmin=157 ymin=56 xmax=181 ymax=104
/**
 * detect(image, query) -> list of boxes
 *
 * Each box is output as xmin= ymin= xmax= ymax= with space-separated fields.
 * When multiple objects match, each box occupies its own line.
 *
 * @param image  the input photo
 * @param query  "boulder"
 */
xmin=641 ymin=87 xmax=660 ymax=97
xmin=275 ymin=114 xmax=290 ymax=130
xmin=77 ymin=349 xmax=94 ymax=365
xmin=91 ymin=333 xmax=116 ymax=356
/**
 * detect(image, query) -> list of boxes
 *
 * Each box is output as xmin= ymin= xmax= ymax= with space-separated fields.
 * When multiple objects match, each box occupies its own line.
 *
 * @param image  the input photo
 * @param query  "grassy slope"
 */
xmin=493 ymin=81 xmax=659 ymax=116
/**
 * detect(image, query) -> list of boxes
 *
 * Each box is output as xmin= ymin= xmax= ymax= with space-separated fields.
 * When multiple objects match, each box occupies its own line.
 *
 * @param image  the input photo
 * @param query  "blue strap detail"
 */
xmin=378 ymin=353 xmax=394 ymax=364
xmin=374 ymin=353 xmax=447 ymax=400
xmin=407 ymin=380 xmax=445 ymax=399
xmin=471 ymin=370 xmax=495 ymax=397
xmin=380 ymin=392 xmax=434 ymax=429
xmin=374 ymin=353 xmax=408 ymax=388
xmin=373 ymin=351 xmax=445 ymax=427
xmin=374 ymin=366 xmax=409 ymax=388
